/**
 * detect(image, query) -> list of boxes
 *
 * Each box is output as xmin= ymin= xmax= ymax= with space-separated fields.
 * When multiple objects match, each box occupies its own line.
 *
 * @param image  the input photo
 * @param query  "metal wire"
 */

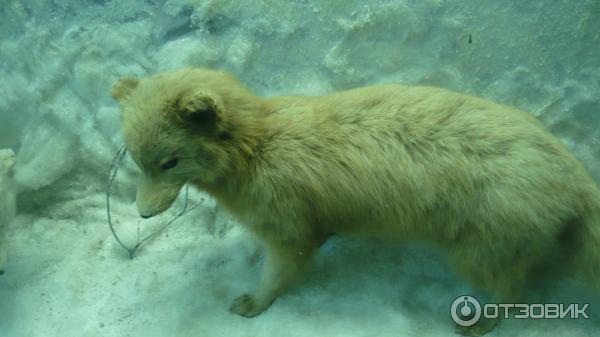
xmin=106 ymin=145 xmax=203 ymax=259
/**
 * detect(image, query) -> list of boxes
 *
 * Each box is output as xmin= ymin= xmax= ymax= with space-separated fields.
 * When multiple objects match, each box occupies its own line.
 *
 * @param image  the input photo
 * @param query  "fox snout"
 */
xmin=136 ymin=176 xmax=182 ymax=218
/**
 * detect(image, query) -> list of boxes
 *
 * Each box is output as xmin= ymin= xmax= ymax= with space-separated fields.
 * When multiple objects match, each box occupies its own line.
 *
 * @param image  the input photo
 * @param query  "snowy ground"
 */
xmin=1 ymin=1 xmax=600 ymax=336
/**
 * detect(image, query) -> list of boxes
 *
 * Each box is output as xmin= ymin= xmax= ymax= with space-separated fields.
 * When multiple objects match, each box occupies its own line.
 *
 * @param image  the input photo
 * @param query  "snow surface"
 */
xmin=1 ymin=0 xmax=600 ymax=336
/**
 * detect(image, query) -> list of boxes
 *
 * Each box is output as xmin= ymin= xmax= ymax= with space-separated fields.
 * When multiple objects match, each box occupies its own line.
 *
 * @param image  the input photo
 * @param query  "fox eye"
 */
xmin=161 ymin=158 xmax=178 ymax=170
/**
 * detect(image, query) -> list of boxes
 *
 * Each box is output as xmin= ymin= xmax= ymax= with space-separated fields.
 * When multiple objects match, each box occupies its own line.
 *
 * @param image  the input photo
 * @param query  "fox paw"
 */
xmin=229 ymin=294 xmax=270 ymax=318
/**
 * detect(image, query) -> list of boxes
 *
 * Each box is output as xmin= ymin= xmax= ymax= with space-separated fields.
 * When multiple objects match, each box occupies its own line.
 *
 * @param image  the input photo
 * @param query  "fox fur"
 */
xmin=112 ymin=68 xmax=600 ymax=334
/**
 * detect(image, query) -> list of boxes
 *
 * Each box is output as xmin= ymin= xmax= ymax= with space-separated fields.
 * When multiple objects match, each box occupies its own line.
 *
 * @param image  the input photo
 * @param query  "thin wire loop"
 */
xmin=106 ymin=145 xmax=202 ymax=259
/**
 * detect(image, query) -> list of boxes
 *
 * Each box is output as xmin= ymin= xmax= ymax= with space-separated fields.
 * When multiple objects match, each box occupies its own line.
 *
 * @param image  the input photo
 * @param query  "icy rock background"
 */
xmin=0 ymin=0 xmax=599 ymax=336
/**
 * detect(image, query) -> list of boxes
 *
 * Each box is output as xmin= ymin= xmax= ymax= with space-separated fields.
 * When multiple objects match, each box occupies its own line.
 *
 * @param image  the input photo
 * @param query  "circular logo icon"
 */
xmin=451 ymin=295 xmax=482 ymax=327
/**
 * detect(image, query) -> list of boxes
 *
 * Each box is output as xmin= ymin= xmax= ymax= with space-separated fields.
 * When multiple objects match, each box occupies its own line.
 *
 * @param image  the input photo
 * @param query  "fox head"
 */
xmin=111 ymin=68 xmax=259 ymax=218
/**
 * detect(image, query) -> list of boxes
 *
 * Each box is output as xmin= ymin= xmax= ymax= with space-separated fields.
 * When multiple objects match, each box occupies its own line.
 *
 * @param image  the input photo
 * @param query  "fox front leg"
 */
xmin=230 ymin=239 xmax=318 ymax=317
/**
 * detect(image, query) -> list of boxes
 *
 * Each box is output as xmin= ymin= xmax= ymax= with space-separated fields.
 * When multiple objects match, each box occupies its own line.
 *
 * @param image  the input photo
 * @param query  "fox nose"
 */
xmin=140 ymin=213 xmax=154 ymax=219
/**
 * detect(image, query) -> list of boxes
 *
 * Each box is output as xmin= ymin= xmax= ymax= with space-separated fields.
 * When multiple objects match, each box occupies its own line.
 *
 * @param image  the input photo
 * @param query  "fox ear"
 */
xmin=111 ymin=77 xmax=139 ymax=103
xmin=175 ymin=91 xmax=224 ymax=130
